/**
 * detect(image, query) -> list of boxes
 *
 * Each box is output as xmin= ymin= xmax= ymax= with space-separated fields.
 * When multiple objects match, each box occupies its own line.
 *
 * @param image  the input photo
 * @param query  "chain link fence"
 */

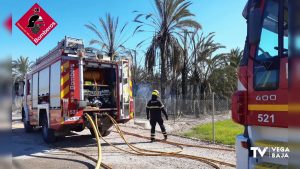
xmin=134 ymin=92 xmax=231 ymax=121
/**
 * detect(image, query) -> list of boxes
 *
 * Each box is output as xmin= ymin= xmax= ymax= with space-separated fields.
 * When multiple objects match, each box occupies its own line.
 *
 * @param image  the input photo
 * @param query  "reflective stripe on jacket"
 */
xmin=146 ymin=99 xmax=168 ymax=120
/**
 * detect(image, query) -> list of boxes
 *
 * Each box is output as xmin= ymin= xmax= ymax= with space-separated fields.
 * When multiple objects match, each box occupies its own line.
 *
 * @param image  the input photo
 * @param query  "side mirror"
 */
xmin=248 ymin=8 xmax=262 ymax=44
xmin=15 ymin=81 xmax=25 ymax=97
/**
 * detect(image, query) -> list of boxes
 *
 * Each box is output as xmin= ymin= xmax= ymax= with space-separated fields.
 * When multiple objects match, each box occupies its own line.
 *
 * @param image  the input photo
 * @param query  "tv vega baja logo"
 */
xmin=251 ymin=147 xmax=289 ymax=159
xmin=16 ymin=3 xmax=57 ymax=45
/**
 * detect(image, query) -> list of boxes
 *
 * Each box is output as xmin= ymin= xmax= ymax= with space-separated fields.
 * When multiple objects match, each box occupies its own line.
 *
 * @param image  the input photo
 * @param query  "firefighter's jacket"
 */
xmin=146 ymin=99 xmax=168 ymax=120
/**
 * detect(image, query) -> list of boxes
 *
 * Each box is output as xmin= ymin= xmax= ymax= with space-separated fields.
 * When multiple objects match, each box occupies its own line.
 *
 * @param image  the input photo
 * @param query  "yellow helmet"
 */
xmin=152 ymin=90 xmax=159 ymax=97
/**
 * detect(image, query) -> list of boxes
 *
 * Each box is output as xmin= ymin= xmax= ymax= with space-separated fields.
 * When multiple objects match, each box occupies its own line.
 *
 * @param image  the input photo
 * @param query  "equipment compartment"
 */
xmin=83 ymin=67 xmax=117 ymax=109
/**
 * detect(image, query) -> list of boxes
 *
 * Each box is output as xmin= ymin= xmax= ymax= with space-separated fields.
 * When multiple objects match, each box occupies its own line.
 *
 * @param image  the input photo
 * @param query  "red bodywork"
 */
xmin=232 ymin=0 xmax=288 ymax=128
xmin=24 ymin=45 xmax=134 ymax=131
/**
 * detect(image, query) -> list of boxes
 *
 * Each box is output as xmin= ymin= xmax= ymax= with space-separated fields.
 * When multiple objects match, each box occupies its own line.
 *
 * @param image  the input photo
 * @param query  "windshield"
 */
xmin=253 ymin=0 xmax=287 ymax=91
xmin=257 ymin=0 xmax=279 ymax=59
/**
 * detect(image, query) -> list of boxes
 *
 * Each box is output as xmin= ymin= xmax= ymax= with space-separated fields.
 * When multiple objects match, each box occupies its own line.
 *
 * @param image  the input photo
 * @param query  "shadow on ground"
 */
xmin=12 ymin=122 xmax=150 ymax=158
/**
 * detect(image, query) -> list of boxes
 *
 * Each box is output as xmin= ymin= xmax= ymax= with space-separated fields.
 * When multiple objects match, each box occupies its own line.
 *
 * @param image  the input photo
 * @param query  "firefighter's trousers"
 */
xmin=150 ymin=118 xmax=167 ymax=140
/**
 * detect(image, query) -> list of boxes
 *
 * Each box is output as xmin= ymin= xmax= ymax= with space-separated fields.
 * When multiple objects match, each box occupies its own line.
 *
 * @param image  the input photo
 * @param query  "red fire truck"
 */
xmin=231 ymin=0 xmax=289 ymax=168
xmin=20 ymin=37 xmax=134 ymax=143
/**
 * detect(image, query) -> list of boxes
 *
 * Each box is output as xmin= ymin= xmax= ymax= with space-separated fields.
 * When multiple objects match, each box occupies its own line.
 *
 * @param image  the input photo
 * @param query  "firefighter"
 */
xmin=146 ymin=90 xmax=168 ymax=142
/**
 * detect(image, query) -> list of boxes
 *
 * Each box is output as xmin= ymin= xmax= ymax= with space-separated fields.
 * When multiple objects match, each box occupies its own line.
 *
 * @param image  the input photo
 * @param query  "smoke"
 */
xmin=134 ymin=83 xmax=153 ymax=99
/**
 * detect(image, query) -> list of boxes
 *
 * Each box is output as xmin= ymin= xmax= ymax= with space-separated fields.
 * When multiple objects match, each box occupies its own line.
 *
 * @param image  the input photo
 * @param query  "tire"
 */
xmin=89 ymin=117 xmax=112 ymax=137
xmin=22 ymin=108 xmax=33 ymax=133
xmin=41 ymin=114 xmax=56 ymax=143
xmin=89 ymin=128 xmax=111 ymax=137
xmin=23 ymin=119 xmax=34 ymax=133
xmin=73 ymin=125 xmax=85 ymax=132
xmin=101 ymin=130 xmax=111 ymax=137
xmin=89 ymin=128 xmax=96 ymax=138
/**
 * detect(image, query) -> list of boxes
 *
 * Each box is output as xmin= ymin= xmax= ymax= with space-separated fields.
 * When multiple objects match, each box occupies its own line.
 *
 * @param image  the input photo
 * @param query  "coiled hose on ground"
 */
xmin=82 ymin=113 xmax=235 ymax=169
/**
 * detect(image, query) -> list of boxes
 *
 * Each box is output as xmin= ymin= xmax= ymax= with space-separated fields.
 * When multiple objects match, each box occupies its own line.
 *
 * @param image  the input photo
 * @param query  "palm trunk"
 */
xmin=181 ymin=51 xmax=187 ymax=100
xmin=160 ymin=38 xmax=167 ymax=99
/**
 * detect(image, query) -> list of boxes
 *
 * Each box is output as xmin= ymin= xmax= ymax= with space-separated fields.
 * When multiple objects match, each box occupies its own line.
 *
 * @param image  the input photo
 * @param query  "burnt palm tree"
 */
xmin=12 ymin=56 xmax=32 ymax=81
xmin=134 ymin=0 xmax=201 ymax=98
xmin=85 ymin=13 xmax=128 ymax=60
xmin=178 ymin=29 xmax=194 ymax=100
xmin=189 ymin=32 xmax=225 ymax=99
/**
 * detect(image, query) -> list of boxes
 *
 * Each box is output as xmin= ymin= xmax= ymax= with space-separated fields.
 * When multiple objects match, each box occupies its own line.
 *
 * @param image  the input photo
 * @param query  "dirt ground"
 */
xmin=133 ymin=113 xmax=232 ymax=134
xmin=12 ymin=113 xmax=236 ymax=169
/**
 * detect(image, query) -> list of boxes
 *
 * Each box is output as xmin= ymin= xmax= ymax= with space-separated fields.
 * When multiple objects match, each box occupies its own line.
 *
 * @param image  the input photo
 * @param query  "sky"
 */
xmin=0 ymin=0 xmax=247 ymax=64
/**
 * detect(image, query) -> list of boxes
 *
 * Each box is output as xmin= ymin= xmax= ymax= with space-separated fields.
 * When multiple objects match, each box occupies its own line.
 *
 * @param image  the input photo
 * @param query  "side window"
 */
xmin=254 ymin=0 xmax=280 ymax=91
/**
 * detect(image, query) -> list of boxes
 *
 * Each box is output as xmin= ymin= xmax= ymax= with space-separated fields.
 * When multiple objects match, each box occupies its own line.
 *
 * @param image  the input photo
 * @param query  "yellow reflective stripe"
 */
xmin=61 ymin=61 xmax=69 ymax=71
xmin=255 ymin=140 xmax=288 ymax=148
xmin=255 ymin=162 xmax=286 ymax=169
xmin=289 ymin=104 xmax=300 ymax=113
xmin=60 ymin=86 xmax=70 ymax=98
xmin=61 ymin=73 xmax=70 ymax=85
xmin=248 ymin=104 xmax=288 ymax=112
xmin=146 ymin=106 xmax=164 ymax=109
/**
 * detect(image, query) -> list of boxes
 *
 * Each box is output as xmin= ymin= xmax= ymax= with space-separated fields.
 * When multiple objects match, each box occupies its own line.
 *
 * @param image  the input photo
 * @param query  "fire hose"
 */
xmin=83 ymin=113 xmax=235 ymax=169
xmin=103 ymin=114 xmax=235 ymax=168
xmin=85 ymin=114 xmax=103 ymax=169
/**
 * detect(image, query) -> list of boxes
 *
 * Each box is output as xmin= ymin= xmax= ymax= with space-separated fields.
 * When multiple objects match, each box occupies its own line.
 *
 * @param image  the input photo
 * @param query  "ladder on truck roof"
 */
xmin=30 ymin=36 xmax=118 ymax=72
xmin=35 ymin=36 xmax=84 ymax=63
xmin=30 ymin=37 xmax=85 ymax=71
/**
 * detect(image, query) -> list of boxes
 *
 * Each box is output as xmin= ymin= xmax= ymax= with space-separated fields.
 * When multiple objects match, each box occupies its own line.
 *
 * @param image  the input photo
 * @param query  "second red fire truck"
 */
xmin=20 ymin=36 xmax=134 ymax=143
xmin=231 ymin=0 xmax=291 ymax=168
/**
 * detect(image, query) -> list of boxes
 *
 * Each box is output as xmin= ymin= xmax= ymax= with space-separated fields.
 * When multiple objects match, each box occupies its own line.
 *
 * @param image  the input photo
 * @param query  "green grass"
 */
xmin=182 ymin=119 xmax=243 ymax=145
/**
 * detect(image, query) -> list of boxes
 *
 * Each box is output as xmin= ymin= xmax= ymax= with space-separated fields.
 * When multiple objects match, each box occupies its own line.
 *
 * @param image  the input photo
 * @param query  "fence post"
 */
xmin=193 ymin=99 xmax=196 ymax=117
xmin=133 ymin=97 xmax=136 ymax=119
xmin=212 ymin=92 xmax=215 ymax=144
xmin=145 ymin=98 xmax=147 ymax=118
xmin=173 ymin=99 xmax=176 ymax=123
xmin=226 ymin=97 xmax=229 ymax=111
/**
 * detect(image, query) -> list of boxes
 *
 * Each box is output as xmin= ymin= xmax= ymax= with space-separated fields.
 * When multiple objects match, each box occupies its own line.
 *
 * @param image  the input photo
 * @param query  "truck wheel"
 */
xmin=23 ymin=119 xmax=33 ymax=133
xmin=41 ymin=115 xmax=56 ymax=143
xmin=89 ymin=128 xmax=111 ymax=137
xmin=89 ymin=128 xmax=96 ymax=138
xmin=73 ymin=125 xmax=85 ymax=132
xmin=101 ymin=130 xmax=111 ymax=137
xmin=22 ymin=108 xmax=33 ymax=133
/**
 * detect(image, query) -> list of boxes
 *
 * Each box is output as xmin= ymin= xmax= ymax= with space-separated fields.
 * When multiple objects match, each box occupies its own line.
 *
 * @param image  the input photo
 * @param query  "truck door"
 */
xmin=119 ymin=60 xmax=131 ymax=120
xmin=248 ymin=0 xmax=288 ymax=127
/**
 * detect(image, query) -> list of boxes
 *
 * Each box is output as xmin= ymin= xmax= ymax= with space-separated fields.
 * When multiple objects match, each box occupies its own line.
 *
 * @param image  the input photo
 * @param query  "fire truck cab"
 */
xmin=20 ymin=37 xmax=134 ymax=143
xmin=232 ymin=0 xmax=290 ymax=168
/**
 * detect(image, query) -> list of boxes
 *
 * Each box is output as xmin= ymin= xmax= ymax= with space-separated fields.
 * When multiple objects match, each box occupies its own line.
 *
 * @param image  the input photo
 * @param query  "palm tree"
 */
xmin=124 ymin=49 xmax=138 ymax=84
xmin=85 ymin=13 xmax=129 ymax=60
xmin=12 ymin=56 xmax=32 ymax=81
xmin=227 ymin=47 xmax=243 ymax=68
xmin=177 ymin=29 xmax=194 ymax=100
xmin=189 ymin=32 xmax=225 ymax=99
xmin=205 ymin=48 xmax=242 ymax=98
xmin=134 ymin=0 xmax=201 ymax=98
xmin=224 ymin=47 xmax=243 ymax=93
